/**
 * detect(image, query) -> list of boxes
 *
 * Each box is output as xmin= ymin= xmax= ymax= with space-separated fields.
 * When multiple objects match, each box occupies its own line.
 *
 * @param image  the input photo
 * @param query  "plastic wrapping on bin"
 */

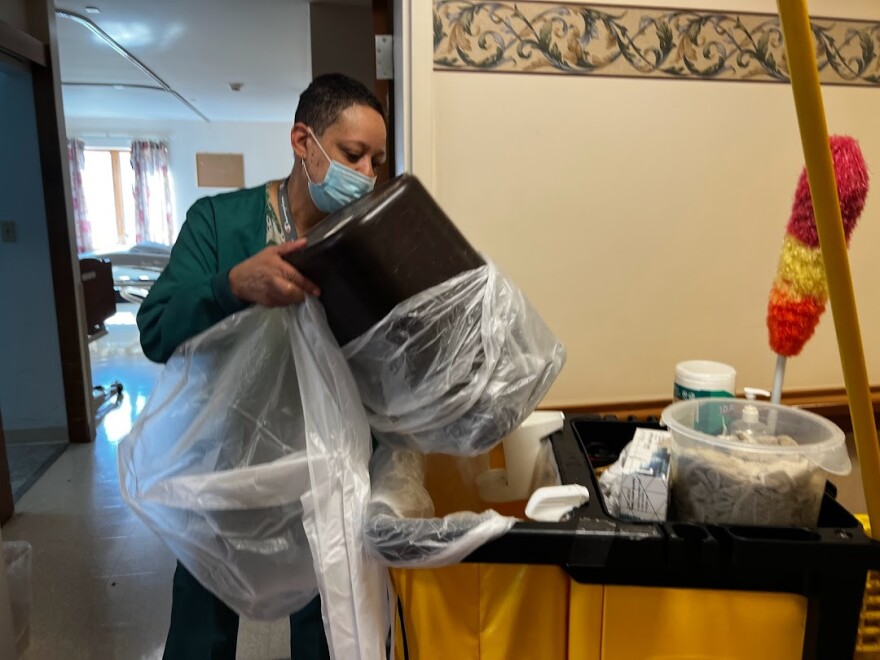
xmin=119 ymin=301 xmax=385 ymax=658
xmin=286 ymin=174 xmax=485 ymax=347
xmin=343 ymin=264 xmax=566 ymax=456
xmin=364 ymin=446 xmax=516 ymax=567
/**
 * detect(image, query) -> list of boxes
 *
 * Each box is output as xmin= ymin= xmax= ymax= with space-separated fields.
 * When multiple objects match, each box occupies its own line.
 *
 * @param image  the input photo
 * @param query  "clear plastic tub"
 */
xmin=661 ymin=399 xmax=850 ymax=527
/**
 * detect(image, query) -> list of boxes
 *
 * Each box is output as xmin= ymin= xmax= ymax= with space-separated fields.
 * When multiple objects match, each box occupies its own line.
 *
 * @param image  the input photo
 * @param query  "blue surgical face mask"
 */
xmin=302 ymin=128 xmax=376 ymax=213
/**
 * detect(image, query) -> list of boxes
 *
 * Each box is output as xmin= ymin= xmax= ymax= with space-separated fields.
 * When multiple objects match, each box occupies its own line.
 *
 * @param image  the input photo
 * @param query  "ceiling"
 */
xmin=56 ymin=0 xmax=323 ymax=123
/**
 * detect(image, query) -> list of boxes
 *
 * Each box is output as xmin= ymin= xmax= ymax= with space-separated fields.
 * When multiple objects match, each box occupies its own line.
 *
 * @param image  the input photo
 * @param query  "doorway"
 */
xmin=0 ymin=54 xmax=71 ymax=508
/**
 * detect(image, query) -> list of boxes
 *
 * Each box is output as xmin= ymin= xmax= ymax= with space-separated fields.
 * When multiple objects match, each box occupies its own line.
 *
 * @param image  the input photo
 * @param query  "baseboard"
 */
xmin=4 ymin=426 xmax=68 ymax=445
xmin=542 ymin=387 xmax=880 ymax=433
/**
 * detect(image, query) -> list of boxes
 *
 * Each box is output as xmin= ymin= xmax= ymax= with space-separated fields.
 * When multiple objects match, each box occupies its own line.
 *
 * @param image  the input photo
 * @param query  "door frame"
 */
xmin=1 ymin=7 xmax=95 ymax=456
xmin=389 ymin=0 xmax=434 ymax=187
xmin=0 ymin=408 xmax=12 ymax=525
xmin=373 ymin=0 xmax=395 ymax=182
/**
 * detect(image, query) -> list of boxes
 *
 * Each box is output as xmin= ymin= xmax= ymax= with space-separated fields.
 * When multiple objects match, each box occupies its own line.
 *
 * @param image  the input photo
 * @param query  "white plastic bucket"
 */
xmin=475 ymin=411 xmax=565 ymax=503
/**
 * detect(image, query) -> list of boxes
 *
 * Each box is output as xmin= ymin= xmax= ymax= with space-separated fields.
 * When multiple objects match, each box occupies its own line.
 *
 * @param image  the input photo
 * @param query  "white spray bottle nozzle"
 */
xmin=743 ymin=387 xmax=771 ymax=401
xmin=741 ymin=388 xmax=771 ymax=426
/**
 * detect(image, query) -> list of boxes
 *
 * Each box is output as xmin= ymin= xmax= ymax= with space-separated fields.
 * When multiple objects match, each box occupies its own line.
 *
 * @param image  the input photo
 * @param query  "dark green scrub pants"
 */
xmin=163 ymin=562 xmax=330 ymax=660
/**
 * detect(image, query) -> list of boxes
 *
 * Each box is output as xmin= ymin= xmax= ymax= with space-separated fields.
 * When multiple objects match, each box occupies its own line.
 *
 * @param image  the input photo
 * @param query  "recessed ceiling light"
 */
xmin=85 ymin=6 xmax=101 ymax=14
xmin=228 ymin=82 xmax=244 ymax=92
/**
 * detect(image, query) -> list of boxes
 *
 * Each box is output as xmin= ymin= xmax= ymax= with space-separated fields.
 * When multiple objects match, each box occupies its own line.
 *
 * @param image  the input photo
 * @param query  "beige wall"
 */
xmin=408 ymin=0 xmax=880 ymax=406
xmin=310 ymin=3 xmax=374 ymax=90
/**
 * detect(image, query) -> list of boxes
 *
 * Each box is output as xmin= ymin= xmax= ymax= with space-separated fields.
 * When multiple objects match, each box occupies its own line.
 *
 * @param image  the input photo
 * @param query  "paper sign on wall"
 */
xmin=196 ymin=153 xmax=245 ymax=188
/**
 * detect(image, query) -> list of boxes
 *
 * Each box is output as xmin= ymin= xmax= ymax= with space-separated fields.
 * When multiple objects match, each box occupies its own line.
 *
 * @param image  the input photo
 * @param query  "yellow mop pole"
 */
xmin=777 ymin=0 xmax=880 ymax=539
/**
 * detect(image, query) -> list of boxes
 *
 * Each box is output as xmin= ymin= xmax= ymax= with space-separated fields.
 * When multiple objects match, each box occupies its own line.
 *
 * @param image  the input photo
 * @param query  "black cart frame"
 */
xmin=460 ymin=416 xmax=880 ymax=660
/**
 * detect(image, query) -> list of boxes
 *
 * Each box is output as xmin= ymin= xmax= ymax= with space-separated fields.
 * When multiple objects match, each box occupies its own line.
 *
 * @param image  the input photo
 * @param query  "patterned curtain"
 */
xmin=130 ymin=140 xmax=175 ymax=245
xmin=67 ymin=138 xmax=92 ymax=253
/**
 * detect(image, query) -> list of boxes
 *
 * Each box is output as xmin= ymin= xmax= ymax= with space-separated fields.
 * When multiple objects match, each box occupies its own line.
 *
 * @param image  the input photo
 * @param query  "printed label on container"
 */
xmin=672 ymin=385 xmax=734 ymax=435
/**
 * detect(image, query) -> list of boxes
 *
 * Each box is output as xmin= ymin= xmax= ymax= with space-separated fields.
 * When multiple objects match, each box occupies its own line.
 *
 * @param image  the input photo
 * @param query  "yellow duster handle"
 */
xmin=777 ymin=0 xmax=880 ymax=539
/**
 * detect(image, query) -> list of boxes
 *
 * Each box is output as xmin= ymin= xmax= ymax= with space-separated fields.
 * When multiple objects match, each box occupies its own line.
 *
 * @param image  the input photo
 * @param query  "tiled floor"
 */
xmin=6 ymin=439 xmax=68 ymax=502
xmin=3 ymin=306 xmax=290 ymax=659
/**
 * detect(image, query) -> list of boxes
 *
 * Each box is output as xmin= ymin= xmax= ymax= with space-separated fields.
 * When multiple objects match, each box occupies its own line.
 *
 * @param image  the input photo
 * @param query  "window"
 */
xmin=81 ymin=148 xmax=136 ymax=251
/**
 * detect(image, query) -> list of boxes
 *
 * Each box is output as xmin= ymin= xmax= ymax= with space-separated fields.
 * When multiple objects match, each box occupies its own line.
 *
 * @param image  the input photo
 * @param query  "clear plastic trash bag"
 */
xmin=342 ymin=264 xmax=566 ymax=456
xmin=363 ymin=446 xmax=516 ymax=567
xmin=363 ymin=440 xmax=562 ymax=567
xmin=119 ymin=300 xmax=385 ymax=659
xmin=3 ymin=541 xmax=32 ymax=650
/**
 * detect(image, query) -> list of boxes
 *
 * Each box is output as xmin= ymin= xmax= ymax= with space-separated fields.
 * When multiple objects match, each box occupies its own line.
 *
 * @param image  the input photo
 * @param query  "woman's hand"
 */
xmin=229 ymin=239 xmax=320 ymax=307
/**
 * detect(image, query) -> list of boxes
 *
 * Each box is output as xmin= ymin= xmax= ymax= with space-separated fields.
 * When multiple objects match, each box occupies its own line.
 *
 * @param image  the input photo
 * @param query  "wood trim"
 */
xmin=0 ymin=19 xmax=47 ymax=66
xmin=30 ymin=4 xmax=94 ymax=444
xmin=0 ymin=406 xmax=13 ymax=525
xmin=111 ymin=150 xmax=125 ymax=241
xmin=544 ymin=386 xmax=880 ymax=432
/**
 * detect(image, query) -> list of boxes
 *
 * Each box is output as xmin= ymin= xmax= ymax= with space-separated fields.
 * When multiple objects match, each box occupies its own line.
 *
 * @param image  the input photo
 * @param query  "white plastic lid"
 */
xmin=675 ymin=360 xmax=737 ymax=391
xmin=525 ymin=485 xmax=590 ymax=522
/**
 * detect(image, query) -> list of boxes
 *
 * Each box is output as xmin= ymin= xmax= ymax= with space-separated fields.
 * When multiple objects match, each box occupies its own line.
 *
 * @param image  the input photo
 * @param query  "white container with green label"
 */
xmin=673 ymin=361 xmax=736 ymax=434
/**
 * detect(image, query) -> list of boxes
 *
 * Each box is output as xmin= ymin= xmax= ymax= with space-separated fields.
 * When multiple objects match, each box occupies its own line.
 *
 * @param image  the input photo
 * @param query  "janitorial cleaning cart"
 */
xmin=371 ymin=2 xmax=880 ymax=658
xmin=374 ymin=414 xmax=880 ymax=659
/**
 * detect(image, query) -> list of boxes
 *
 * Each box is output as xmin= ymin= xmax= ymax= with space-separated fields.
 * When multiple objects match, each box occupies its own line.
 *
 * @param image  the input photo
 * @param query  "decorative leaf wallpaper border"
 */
xmin=433 ymin=1 xmax=880 ymax=86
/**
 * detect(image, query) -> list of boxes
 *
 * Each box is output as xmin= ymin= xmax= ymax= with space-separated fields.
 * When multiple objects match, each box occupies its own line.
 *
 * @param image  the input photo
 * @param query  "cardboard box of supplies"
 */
xmin=618 ymin=428 xmax=671 ymax=522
